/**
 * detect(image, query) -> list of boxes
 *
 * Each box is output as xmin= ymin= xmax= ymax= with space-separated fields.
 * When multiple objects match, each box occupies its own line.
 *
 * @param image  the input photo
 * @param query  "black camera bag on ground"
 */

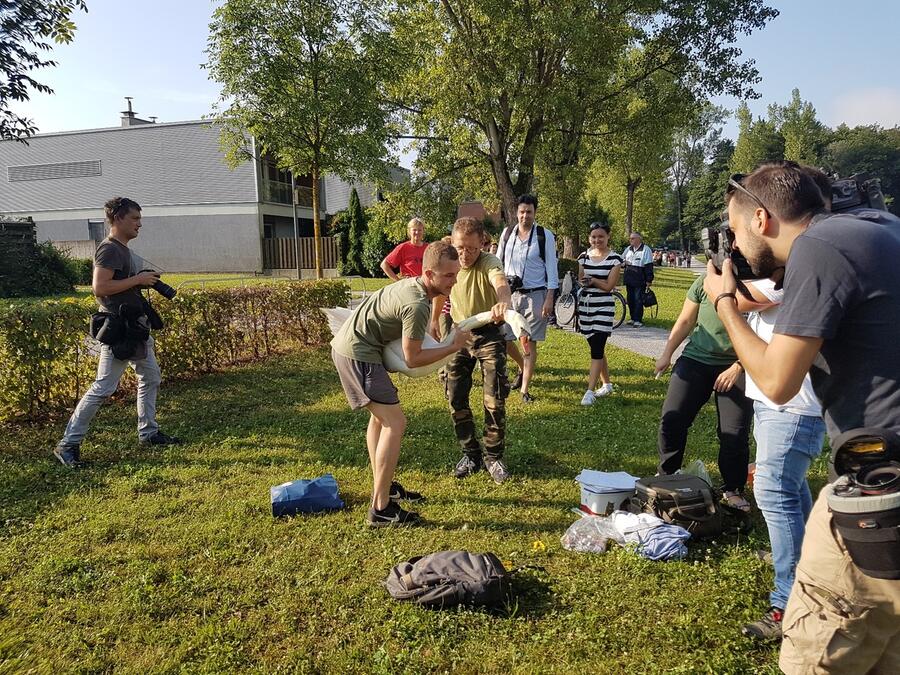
xmin=633 ymin=474 xmax=723 ymax=539
xmin=384 ymin=551 xmax=509 ymax=609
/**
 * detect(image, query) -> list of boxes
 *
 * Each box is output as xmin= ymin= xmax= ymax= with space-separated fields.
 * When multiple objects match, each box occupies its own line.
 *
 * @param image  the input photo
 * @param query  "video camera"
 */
xmin=700 ymin=223 xmax=756 ymax=280
xmin=830 ymin=173 xmax=887 ymax=213
xmin=139 ymin=269 xmax=177 ymax=299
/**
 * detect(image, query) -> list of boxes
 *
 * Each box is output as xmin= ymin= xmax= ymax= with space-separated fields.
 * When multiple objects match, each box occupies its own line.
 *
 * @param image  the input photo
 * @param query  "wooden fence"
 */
xmin=262 ymin=236 xmax=340 ymax=270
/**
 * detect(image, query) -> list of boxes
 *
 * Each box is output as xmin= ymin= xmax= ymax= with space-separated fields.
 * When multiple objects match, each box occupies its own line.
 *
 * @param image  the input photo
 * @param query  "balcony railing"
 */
xmin=262 ymin=180 xmax=314 ymax=207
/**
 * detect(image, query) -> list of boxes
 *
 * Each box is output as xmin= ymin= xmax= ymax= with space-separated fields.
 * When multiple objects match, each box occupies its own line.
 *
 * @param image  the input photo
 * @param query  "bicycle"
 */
xmin=555 ymin=285 xmax=628 ymax=330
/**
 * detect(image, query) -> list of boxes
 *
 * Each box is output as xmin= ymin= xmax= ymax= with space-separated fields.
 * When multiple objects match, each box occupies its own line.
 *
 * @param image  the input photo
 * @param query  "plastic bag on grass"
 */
xmin=678 ymin=459 xmax=713 ymax=486
xmin=561 ymin=514 xmax=625 ymax=553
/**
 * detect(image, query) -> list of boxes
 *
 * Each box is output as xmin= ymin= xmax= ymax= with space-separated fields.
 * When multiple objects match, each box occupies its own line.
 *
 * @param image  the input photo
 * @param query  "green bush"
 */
xmin=0 ymin=280 xmax=349 ymax=422
xmin=361 ymin=227 xmax=391 ymax=277
xmin=557 ymin=257 xmax=580 ymax=281
xmin=67 ymin=258 xmax=93 ymax=285
xmin=0 ymin=241 xmax=77 ymax=298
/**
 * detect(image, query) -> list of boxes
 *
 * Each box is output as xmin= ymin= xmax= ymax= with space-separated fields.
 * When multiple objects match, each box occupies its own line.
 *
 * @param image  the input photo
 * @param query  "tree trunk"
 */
xmin=625 ymin=176 xmax=641 ymax=237
xmin=563 ymin=235 xmax=579 ymax=259
xmin=312 ymin=165 xmax=323 ymax=279
xmin=675 ymin=183 xmax=685 ymax=251
xmin=490 ymin=155 xmax=519 ymax=227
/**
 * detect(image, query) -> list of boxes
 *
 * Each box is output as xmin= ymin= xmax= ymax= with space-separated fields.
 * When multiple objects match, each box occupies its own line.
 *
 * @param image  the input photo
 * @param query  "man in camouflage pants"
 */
xmin=432 ymin=217 xmax=513 ymax=484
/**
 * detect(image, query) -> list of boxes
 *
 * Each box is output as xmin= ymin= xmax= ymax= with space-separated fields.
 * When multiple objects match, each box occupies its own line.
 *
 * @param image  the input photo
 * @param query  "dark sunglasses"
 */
xmin=725 ymin=173 xmax=770 ymax=217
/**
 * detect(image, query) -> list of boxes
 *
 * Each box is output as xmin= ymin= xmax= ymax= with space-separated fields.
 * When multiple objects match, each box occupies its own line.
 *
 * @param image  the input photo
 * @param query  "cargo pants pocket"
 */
xmin=782 ymin=580 xmax=872 ymax=673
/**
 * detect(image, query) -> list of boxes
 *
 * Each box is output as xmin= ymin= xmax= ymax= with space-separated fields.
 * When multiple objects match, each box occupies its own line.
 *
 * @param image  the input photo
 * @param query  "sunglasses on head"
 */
xmin=725 ymin=173 xmax=770 ymax=217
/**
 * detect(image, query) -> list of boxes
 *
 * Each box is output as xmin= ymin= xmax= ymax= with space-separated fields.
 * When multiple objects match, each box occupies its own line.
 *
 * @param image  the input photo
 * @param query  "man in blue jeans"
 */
xmin=740 ymin=278 xmax=825 ymax=640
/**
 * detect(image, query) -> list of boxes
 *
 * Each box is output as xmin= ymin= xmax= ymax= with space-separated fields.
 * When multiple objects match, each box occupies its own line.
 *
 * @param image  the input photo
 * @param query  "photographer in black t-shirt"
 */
xmin=53 ymin=197 xmax=180 ymax=467
xmin=703 ymin=162 xmax=900 ymax=673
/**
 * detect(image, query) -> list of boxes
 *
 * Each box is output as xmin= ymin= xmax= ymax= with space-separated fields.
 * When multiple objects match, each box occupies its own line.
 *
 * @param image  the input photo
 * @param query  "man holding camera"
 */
xmin=703 ymin=162 xmax=900 ymax=672
xmin=53 ymin=197 xmax=180 ymax=467
xmin=497 ymin=194 xmax=558 ymax=403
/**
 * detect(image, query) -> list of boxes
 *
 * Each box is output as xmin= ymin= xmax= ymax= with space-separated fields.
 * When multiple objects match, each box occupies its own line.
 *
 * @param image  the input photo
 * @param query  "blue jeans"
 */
xmin=752 ymin=401 xmax=825 ymax=610
xmin=61 ymin=336 xmax=161 ymax=445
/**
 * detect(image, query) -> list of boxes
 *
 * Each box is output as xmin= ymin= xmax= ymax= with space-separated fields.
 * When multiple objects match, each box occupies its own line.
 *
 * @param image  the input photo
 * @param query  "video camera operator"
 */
xmin=53 ymin=197 xmax=181 ymax=467
xmin=703 ymin=162 xmax=900 ymax=672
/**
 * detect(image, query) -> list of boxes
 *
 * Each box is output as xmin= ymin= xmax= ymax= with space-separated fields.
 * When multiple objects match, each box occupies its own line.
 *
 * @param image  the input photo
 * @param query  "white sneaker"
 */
xmin=595 ymin=383 xmax=614 ymax=397
xmin=626 ymin=320 xmax=634 ymax=326
xmin=632 ymin=321 xmax=643 ymax=328
xmin=580 ymin=389 xmax=596 ymax=406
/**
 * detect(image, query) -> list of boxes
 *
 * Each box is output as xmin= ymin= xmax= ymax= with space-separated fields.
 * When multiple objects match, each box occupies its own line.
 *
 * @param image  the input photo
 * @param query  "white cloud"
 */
xmin=827 ymin=87 xmax=900 ymax=128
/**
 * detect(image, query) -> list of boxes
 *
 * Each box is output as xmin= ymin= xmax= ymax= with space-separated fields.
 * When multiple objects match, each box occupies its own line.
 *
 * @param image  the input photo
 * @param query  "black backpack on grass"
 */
xmin=632 ymin=474 xmax=723 ymax=540
xmin=384 ymin=550 xmax=509 ymax=609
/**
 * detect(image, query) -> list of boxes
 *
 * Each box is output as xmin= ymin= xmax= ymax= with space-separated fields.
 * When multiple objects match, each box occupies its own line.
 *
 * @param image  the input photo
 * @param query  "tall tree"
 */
xmin=667 ymin=104 xmax=729 ymax=250
xmin=1 ymin=1 xmax=88 ymax=141
xmin=769 ymin=88 xmax=828 ymax=165
xmin=207 ymin=0 xmax=393 ymax=278
xmin=391 ymin=0 xmax=778 ymax=225
xmin=825 ymin=125 xmax=900 ymax=215
xmin=684 ymin=138 xmax=734 ymax=241
xmin=730 ymin=102 xmax=785 ymax=174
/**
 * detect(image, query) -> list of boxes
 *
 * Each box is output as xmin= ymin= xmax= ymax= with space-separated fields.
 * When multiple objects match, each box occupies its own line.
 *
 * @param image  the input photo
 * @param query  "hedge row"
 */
xmin=0 ymin=280 xmax=349 ymax=423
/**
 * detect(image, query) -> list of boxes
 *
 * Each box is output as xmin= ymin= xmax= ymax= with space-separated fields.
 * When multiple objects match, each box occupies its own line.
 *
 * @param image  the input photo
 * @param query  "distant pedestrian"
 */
xmin=381 ymin=218 xmax=427 ymax=281
xmin=621 ymin=231 xmax=654 ymax=327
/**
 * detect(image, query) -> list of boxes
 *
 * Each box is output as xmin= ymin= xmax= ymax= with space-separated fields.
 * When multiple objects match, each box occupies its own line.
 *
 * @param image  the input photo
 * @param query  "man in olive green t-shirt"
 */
xmin=430 ymin=217 xmax=514 ymax=484
xmin=331 ymin=241 xmax=469 ymax=527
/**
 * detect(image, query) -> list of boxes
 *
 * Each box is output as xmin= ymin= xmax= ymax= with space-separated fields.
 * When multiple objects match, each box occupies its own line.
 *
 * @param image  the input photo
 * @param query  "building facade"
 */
xmin=0 ymin=112 xmax=406 ymax=273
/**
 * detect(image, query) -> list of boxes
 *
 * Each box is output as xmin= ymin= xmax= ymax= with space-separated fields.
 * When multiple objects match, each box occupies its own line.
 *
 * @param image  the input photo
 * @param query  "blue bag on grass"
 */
xmin=270 ymin=473 xmax=344 ymax=516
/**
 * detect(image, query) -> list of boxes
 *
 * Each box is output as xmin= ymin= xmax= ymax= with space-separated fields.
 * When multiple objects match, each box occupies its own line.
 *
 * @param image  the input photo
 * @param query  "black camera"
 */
xmin=505 ymin=274 xmax=523 ymax=293
xmin=139 ymin=269 xmax=177 ymax=299
xmin=700 ymin=223 xmax=755 ymax=280
xmin=831 ymin=173 xmax=887 ymax=213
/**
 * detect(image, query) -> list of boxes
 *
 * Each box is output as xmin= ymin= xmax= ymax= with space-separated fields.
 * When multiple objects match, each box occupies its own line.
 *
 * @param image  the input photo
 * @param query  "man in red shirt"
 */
xmin=381 ymin=218 xmax=427 ymax=280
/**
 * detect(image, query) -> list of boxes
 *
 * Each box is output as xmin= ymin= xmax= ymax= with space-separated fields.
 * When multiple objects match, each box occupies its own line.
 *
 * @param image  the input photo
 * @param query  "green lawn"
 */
xmin=0 ymin=316 xmax=827 ymax=672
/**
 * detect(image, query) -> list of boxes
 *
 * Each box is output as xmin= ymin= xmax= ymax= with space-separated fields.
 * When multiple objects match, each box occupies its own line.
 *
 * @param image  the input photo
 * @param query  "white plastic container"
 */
xmin=579 ymin=485 xmax=635 ymax=516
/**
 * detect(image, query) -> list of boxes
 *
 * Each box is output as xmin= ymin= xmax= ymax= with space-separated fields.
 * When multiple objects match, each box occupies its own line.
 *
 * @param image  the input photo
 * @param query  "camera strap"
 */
xmin=501 ymin=225 xmax=535 ymax=280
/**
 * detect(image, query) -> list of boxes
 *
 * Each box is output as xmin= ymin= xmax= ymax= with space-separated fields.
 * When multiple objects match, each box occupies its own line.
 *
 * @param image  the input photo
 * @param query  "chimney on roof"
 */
xmin=120 ymin=97 xmax=153 ymax=127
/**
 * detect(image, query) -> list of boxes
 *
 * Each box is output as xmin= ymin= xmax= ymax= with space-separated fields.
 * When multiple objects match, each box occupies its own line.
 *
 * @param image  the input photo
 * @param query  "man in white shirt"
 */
xmin=621 ymin=232 xmax=654 ymax=327
xmin=497 ymin=194 xmax=559 ymax=403
xmin=740 ymin=278 xmax=826 ymax=641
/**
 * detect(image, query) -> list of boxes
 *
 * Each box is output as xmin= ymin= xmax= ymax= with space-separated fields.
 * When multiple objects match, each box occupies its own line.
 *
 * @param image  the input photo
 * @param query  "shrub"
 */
xmin=361 ymin=227 xmax=391 ymax=277
xmin=557 ymin=257 xmax=580 ymax=281
xmin=67 ymin=258 xmax=93 ymax=285
xmin=0 ymin=241 xmax=77 ymax=298
xmin=0 ymin=280 xmax=349 ymax=423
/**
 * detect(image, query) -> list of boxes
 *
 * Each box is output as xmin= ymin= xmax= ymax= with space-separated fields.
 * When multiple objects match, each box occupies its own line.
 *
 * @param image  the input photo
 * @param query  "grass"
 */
xmin=0 ymin=309 xmax=830 ymax=673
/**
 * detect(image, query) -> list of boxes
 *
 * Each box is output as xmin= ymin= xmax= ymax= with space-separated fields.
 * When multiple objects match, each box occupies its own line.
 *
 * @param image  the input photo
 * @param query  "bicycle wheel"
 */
xmin=555 ymin=292 xmax=578 ymax=328
xmin=612 ymin=291 xmax=627 ymax=329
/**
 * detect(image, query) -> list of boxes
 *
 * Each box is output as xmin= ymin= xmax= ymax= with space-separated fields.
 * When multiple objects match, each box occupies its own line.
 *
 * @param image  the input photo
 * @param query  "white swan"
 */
xmin=322 ymin=307 xmax=531 ymax=378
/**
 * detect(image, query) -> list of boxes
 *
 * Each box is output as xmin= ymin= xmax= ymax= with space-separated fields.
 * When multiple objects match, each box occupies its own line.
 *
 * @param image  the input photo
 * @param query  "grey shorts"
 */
xmin=503 ymin=288 xmax=548 ymax=342
xmin=331 ymin=349 xmax=399 ymax=410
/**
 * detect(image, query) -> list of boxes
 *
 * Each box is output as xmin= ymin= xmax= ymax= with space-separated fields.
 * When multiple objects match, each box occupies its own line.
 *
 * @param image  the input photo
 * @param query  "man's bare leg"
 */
xmin=365 ymin=401 xmax=407 ymax=511
xmin=521 ymin=344 xmax=538 ymax=394
xmin=506 ymin=341 xmax=524 ymax=373
xmin=366 ymin=413 xmax=381 ymax=469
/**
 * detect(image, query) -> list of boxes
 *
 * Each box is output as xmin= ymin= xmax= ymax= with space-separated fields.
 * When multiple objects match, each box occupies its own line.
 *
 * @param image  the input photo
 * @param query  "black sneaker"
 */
xmin=483 ymin=457 xmax=510 ymax=484
xmin=53 ymin=443 xmax=81 ymax=468
xmin=454 ymin=455 xmax=482 ymax=479
xmin=521 ymin=392 xmax=535 ymax=404
xmin=742 ymin=607 xmax=784 ymax=641
xmin=366 ymin=501 xmax=422 ymax=528
xmin=140 ymin=431 xmax=182 ymax=447
xmin=389 ymin=481 xmax=425 ymax=503
xmin=510 ymin=372 xmax=523 ymax=391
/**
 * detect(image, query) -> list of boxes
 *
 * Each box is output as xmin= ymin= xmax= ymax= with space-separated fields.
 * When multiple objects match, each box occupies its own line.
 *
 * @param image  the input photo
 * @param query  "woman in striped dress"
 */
xmin=577 ymin=222 xmax=623 ymax=405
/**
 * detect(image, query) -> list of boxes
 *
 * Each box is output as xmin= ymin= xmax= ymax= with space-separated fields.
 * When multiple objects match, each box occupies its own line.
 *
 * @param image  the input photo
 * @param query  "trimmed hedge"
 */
xmin=0 ymin=280 xmax=349 ymax=423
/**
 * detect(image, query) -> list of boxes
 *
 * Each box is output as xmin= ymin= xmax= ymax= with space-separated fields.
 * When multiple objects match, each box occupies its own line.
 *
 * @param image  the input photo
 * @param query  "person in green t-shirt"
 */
xmin=331 ymin=240 xmax=470 ymax=528
xmin=430 ymin=217 xmax=514 ymax=484
xmin=652 ymin=274 xmax=756 ymax=510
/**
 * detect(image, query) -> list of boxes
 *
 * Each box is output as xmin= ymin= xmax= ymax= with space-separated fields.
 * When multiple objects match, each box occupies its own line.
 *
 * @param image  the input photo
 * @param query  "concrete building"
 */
xmin=0 ymin=103 xmax=407 ymax=273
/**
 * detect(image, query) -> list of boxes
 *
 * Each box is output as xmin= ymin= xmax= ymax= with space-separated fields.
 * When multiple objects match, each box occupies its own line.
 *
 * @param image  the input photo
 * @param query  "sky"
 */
xmin=12 ymin=0 xmax=900 ymax=166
